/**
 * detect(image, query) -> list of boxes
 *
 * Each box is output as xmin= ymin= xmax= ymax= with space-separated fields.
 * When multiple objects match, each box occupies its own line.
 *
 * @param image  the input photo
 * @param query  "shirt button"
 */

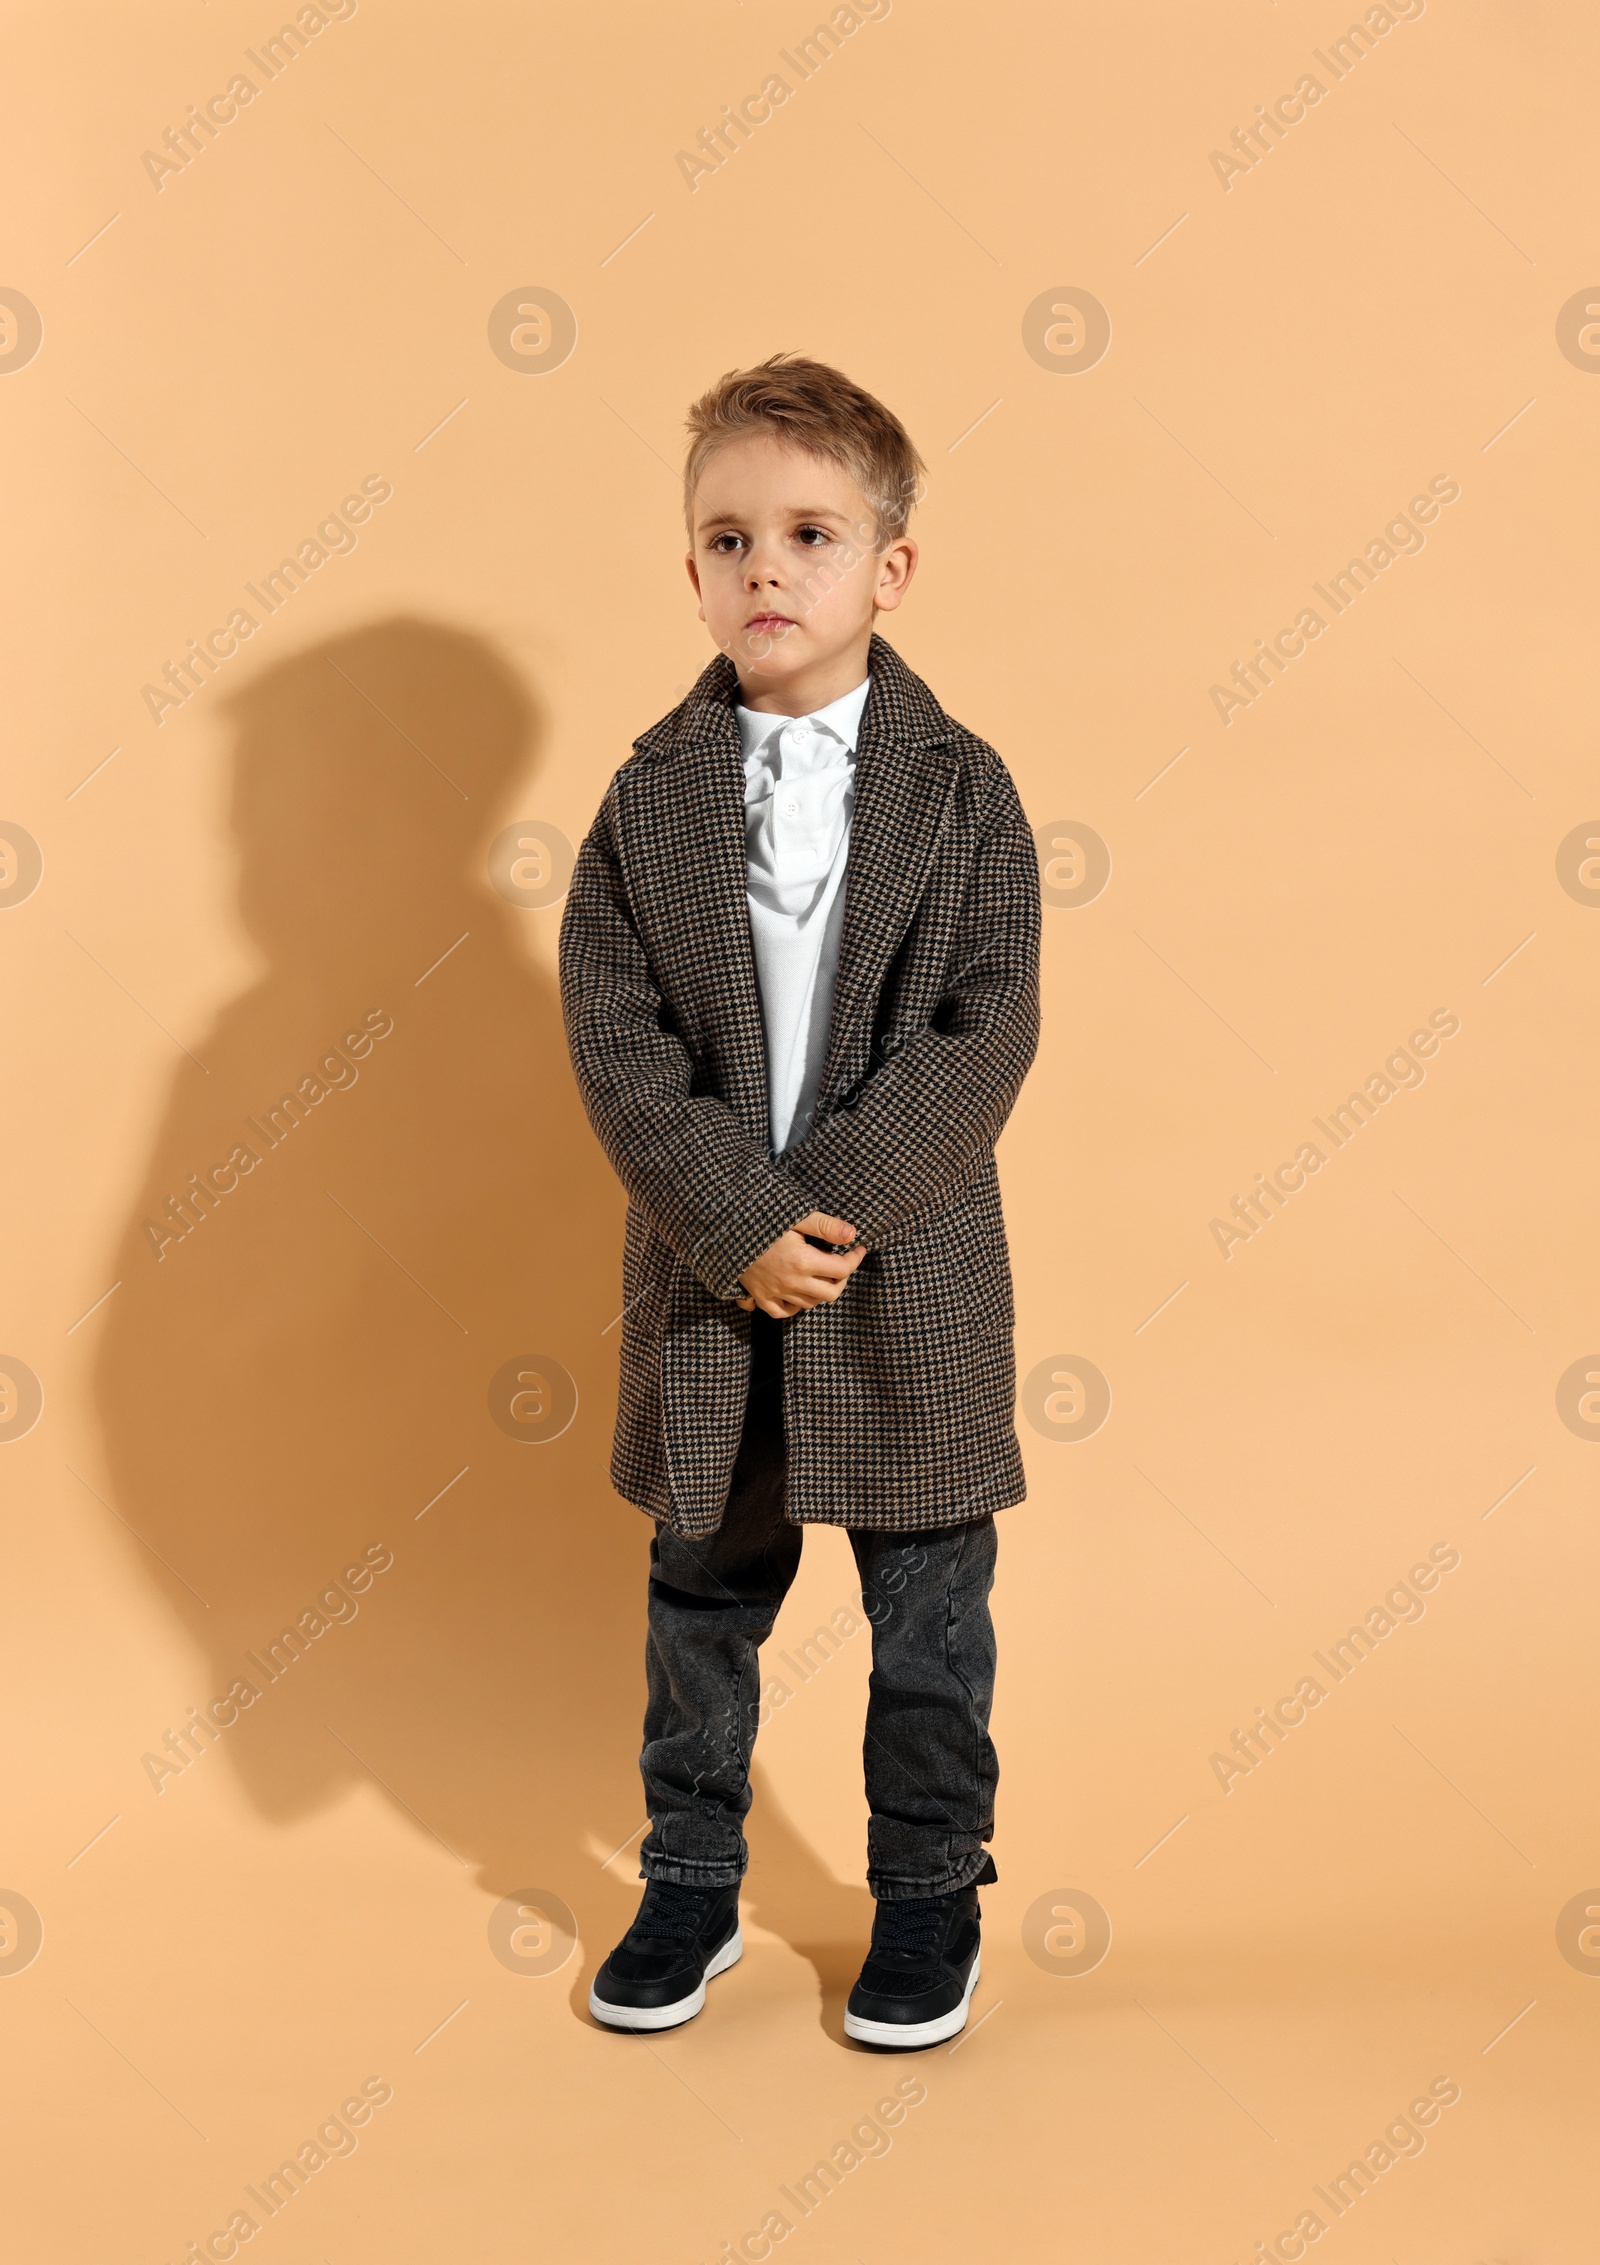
xmin=784 ymin=798 xmax=799 ymax=816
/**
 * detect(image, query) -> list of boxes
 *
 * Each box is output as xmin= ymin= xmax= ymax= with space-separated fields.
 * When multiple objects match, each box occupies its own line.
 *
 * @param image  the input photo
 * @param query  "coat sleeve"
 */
xmin=558 ymin=778 xmax=819 ymax=1301
xmin=777 ymin=756 xmax=1042 ymax=1246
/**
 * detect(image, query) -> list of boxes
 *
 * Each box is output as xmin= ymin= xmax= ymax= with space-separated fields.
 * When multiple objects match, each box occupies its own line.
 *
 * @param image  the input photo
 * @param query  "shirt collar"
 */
xmin=734 ymin=674 xmax=871 ymax=762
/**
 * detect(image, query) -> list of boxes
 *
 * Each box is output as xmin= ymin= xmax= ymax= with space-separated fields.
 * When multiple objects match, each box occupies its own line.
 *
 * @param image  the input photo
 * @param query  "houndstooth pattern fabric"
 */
xmin=558 ymin=632 xmax=1042 ymax=1538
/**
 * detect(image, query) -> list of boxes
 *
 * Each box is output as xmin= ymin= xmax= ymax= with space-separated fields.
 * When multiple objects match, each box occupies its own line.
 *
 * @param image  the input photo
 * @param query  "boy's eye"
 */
xmin=709 ymin=532 xmax=745 ymax=554
xmin=795 ymin=525 xmax=832 ymax=546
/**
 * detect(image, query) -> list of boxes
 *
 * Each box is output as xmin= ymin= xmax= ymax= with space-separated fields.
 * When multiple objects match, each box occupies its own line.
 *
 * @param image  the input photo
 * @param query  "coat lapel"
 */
xmin=630 ymin=663 xmax=772 ymax=1145
xmin=813 ymin=635 xmax=961 ymax=1118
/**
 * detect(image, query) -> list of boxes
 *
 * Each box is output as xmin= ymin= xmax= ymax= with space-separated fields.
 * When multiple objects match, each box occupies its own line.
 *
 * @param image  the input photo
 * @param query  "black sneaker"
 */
xmin=588 ymin=1878 xmax=742 ymax=2033
xmin=843 ymin=1857 xmax=996 ymax=2049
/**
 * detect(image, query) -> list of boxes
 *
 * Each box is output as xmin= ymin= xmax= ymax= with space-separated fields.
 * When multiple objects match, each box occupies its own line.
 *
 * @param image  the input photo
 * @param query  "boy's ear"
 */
xmin=872 ymin=536 xmax=918 ymax=615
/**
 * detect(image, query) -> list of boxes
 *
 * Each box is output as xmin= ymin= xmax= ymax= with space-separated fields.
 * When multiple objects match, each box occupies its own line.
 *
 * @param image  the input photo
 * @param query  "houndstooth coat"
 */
xmin=558 ymin=632 xmax=1041 ymax=1538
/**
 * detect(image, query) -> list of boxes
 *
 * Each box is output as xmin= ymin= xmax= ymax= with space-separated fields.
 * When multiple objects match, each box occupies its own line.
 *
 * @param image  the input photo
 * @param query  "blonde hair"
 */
xmin=683 ymin=352 xmax=926 ymax=552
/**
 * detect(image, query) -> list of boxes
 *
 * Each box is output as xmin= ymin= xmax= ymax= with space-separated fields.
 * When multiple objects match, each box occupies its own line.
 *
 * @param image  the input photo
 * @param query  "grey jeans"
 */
xmin=638 ymin=1308 xmax=999 ymax=1901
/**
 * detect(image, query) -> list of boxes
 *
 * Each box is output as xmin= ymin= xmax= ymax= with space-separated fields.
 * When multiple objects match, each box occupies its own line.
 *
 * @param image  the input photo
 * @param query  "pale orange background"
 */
xmin=2 ymin=2 xmax=1596 ymax=2258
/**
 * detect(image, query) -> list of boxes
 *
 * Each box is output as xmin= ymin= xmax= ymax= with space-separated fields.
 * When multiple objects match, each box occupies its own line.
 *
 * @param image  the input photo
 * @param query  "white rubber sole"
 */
xmin=589 ymin=1924 xmax=743 ymax=2032
xmin=843 ymin=1951 xmax=981 ymax=2049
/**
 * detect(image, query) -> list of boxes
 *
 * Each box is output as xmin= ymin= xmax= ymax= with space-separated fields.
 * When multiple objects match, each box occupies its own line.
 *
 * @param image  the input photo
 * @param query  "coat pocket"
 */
xmin=953 ymin=1227 xmax=1013 ymax=1336
xmin=878 ymin=1177 xmax=1014 ymax=1341
xmin=619 ymin=1204 xmax=675 ymax=1348
xmin=945 ymin=1174 xmax=1015 ymax=1337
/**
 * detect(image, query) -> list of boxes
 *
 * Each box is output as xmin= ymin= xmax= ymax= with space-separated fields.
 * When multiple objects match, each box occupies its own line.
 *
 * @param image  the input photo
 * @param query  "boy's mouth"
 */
xmin=744 ymin=612 xmax=795 ymax=635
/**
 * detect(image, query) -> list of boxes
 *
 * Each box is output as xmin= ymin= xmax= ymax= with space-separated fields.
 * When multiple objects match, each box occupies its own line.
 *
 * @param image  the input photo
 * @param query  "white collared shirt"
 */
xmin=735 ymin=676 xmax=871 ymax=1157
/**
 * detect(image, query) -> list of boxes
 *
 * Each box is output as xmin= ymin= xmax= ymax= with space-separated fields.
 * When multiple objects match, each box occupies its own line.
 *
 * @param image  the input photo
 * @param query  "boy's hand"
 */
xmin=735 ymin=1212 xmax=866 ymax=1319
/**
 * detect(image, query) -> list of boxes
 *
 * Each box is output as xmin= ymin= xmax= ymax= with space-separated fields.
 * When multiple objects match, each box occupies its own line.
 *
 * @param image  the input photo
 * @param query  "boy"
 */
xmin=558 ymin=354 xmax=1041 ymax=2047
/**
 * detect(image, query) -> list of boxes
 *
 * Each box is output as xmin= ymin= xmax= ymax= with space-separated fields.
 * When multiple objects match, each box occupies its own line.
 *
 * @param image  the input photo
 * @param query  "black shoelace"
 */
xmin=870 ymin=1897 xmax=950 ymax=1964
xmin=633 ymin=1880 xmax=721 ymax=1945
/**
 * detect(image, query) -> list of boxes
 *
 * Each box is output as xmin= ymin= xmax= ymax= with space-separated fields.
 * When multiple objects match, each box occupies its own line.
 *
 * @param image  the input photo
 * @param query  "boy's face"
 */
xmin=685 ymin=432 xmax=917 ymax=709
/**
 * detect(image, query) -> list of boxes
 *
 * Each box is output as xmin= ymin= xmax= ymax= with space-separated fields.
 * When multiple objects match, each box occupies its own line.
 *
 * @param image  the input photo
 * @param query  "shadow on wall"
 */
xmin=91 ymin=615 xmax=867 ymax=2007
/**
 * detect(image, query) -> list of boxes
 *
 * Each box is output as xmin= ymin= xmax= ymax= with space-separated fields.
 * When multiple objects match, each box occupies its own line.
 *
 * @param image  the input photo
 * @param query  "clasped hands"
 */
xmin=735 ymin=1211 xmax=868 ymax=1320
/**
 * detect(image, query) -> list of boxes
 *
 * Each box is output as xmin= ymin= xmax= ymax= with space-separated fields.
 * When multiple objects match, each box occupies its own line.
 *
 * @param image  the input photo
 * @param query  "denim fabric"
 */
xmin=638 ymin=1308 xmax=999 ymax=1900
